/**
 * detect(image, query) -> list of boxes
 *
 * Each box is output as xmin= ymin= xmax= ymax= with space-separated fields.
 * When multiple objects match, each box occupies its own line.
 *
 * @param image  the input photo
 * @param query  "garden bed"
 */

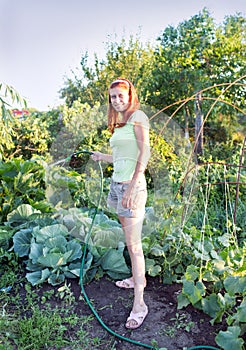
xmin=3 ymin=274 xmax=230 ymax=350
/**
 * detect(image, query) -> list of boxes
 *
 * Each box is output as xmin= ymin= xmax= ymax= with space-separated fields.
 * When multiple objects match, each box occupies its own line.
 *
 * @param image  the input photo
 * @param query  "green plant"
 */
xmin=0 ymin=249 xmax=21 ymax=289
xmin=0 ymin=82 xmax=27 ymax=158
xmin=8 ymin=204 xmax=130 ymax=286
xmin=13 ymin=221 xmax=83 ymax=286
xmin=0 ymin=158 xmax=52 ymax=222
xmin=163 ymin=312 xmax=195 ymax=338
xmin=12 ymin=306 xmax=68 ymax=349
xmin=177 ymin=244 xmax=246 ymax=350
xmin=56 ymin=281 xmax=75 ymax=305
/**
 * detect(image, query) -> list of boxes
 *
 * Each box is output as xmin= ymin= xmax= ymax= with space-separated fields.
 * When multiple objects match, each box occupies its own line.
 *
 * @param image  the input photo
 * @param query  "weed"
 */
xmin=56 ymin=281 xmax=75 ymax=305
xmin=41 ymin=289 xmax=55 ymax=304
xmin=163 ymin=312 xmax=195 ymax=338
xmin=14 ymin=306 xmax=68 ymax=349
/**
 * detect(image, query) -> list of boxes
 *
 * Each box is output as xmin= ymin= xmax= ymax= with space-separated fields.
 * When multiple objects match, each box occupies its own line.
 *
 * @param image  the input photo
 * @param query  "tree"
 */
xmin=0 ymin=83 xmax=27 ymax=159
xmin=143 ymin=8 xmax=246 ymax=153
xmin=60 ymin=33 xmax=155 ymax=107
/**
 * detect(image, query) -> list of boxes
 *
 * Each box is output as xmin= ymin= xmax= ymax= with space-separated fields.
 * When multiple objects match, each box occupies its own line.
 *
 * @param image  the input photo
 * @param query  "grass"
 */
xmin=0 ymin=254 xmax=117 ymax=350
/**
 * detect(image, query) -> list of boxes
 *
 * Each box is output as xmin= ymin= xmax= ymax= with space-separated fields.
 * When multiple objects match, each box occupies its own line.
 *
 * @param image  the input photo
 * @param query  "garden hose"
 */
xmin=68 ymin=150 xmax=220 ymax=350
xmin=187 ymin=347 xmax=219 ymax=350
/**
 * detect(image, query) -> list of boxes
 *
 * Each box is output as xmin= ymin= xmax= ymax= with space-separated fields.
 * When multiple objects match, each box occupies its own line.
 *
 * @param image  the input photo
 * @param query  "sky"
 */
xmin=1 ymin=0 xmax=245 ymax=111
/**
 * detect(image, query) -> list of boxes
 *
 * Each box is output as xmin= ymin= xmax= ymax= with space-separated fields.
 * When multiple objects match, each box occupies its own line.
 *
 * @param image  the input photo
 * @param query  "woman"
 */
xmin=91 ymin=78 xmax=150 ymax=329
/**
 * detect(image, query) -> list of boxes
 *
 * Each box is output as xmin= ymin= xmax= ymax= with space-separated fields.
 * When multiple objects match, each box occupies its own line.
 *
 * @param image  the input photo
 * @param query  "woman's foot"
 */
xmin=125 ymin=306 xmax=148 ymax=329
xmin=115 ymin=277 xmax=134 ymax=289
xmin=115 ymin=277 xmax=147 ymax=289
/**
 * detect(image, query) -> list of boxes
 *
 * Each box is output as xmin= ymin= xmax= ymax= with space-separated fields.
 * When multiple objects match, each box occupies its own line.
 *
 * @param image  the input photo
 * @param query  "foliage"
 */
xmin=59 ymin=9 xmax=246 ymax=153
xmin=178 ymin=243 xmax=246 ymax=350
xmin=0 ymin=158 xmax=52 ymax=223
xmin=0 ymin=82 xmax=27 ymax=158
xmin=9 ymin=108 xmax=63 ymax=159
xmin=1 ymin=9 xmax=246 ymax=350
xmin=44 ymin=163 xmax=90 ymax=209
xmin=60 ymin=32 xmax=155 ymax=107
xmin=0 ymin=278 xmax=113 ymax=350
xmin=8 ymin=204 xmax=81 ymax=286
xmin=185 ymin=152 xmax=246 ymax=243
xmin=0 ymin=105 xmax=64 ymax=161
xmin=143 ymin=9 xmax=246 ymax=149
xmin=0 ymin=89 xmax=64 ymax=159
xmin=55 ymin=100 xmax=109 ymax=160
xmin=53 ymin=207 xmax=130 ymax=282
xmin=9 ymin=204 xmax=130 ymax=286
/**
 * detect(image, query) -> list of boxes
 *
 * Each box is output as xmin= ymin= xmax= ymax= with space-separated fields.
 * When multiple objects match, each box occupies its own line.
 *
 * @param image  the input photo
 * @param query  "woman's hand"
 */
xmin=91 ymin=152 xmax=113 ymax=163
xmin=122 ymin=180 xmax=138 ymax=209
xmin=91 ymin=151 xmax=103 ymax=162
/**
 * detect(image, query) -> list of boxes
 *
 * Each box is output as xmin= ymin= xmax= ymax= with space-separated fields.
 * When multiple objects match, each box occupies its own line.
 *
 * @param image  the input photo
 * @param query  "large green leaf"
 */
xmin=182 ymin=279 xmax=206 ymax=305
xmin=93 ymin=229 xmax=122 ymax=249
xmin=201 ymin=293 xmax=222 ymax=318
xmin=21 ymin=160 xmax=42 ymax=174
xmin=48 ymin=273 xmax=65 ymax=286
xmin=33 ymin=224 xmax=69 ymax=243
xmin=45 ymin=236 xmax=67 ymax=252
xmin=215 ymin=326 xmax=244 ymax=350
xmin=66 ymin=240 xmax=82 ymax=261
xmin=13 ymin=228 xmax=33 ymax=257
xmin=66 ymin=261 xmax=82 ymax=277
xmin=26 ymin=260 xmax=43 ymax=272
xmin=233 ymin=298 xmax=246 ymax=323
xmin=81 ymin=251 xmax=93 ymax=277
xmin=26 ymin=268 xmax=51 ymax=286
xmin=0 ymin=226 xmax=14 ymax=249
xmin=100 ymin=248 xmax=130 ymax=279
xmin=177 ymin=293 xmax=190 ymax=309
xmin=37 ymin=251 xmax=72 ymax=268
xmin=29 ymin=242 xmax=43 ymax=263
xmin=145 ymin=258 xmax=162 ymax=277
xmin=201 ymin=293 xmax=234 ymax=324
xmin=0 ymin=161 xmax=18 ymax=178
xmin=184 ymin=265 xmax=199 ymax=281
xmin=224 ymin=276 xmax=246 ymax=295
xmin=7 ymin=204 xmax=41 ymax=226
xmin=150 ymin=244 xmax=165 ymax=257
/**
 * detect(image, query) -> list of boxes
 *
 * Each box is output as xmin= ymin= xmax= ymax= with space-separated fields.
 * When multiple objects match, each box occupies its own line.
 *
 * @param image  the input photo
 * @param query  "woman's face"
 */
xmin=109 ymin=86 xmax=130 ymax=113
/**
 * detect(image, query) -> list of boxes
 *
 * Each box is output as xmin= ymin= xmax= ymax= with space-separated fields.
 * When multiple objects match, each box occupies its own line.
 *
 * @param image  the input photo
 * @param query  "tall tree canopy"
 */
xmin=60 ymin=33 xmax=154 ymax=107
xmin=60 ymin=9 xmax=246 ymax=150
xmin=140 ymin=8 xmax=246 ymax=152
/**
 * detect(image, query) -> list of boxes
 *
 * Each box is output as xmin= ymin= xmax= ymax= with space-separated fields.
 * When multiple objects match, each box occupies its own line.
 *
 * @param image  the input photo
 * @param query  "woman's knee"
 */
xmin=127 ymin=243 xmax=144 ymax=257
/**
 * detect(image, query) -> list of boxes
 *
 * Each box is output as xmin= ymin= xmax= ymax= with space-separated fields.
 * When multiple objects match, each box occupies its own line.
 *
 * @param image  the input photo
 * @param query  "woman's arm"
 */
xmin=122 ymin=122 xmax=150 ymax=209
xmin=132 ymin=123 xmax=151 ymax=181
xmin=91 ymin=151 xmax=113 ymax=163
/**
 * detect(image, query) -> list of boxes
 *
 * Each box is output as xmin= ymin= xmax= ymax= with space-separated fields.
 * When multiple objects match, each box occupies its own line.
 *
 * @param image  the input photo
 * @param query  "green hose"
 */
xmin=75 ymin=152 xmax=220 ymax=350
xmin=187 ymin=347 xmax=220 ymax=350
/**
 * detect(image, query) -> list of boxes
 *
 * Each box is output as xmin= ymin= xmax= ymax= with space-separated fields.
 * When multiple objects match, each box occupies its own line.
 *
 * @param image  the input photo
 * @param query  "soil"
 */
xmin=25 ymin=275 xmax=228 ymax=350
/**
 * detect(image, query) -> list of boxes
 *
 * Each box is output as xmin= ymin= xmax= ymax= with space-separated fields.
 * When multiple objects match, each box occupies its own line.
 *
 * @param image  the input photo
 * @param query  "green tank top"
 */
xmin=109 ymin=110 xmax=149 ymax=182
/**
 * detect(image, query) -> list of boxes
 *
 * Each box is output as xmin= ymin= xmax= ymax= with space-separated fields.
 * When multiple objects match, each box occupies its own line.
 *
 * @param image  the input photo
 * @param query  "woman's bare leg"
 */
xmin=119 ymin=215 xmax=147 ymax=327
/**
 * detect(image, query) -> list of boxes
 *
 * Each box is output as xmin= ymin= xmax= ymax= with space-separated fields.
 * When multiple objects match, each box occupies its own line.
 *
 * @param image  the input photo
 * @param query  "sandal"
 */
xmin=115 ymin=277 xmax=147 ymax=289
xmin=115 ymin=278 xmax=134 ymax=289
xmin=125 ymin=307 xmax=148 ymax=329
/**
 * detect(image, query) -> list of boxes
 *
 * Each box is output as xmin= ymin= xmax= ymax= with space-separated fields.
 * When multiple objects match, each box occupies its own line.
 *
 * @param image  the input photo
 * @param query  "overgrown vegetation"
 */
xmin=0 ymin=8 xmax=245 ymax=350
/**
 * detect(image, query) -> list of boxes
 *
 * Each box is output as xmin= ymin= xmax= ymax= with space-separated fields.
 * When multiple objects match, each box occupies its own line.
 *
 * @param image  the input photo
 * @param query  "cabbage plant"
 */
xmin=11 ymin=204 xmax=131 ymax=286
xmin=14 ymin=222 xmax=82 ymax=286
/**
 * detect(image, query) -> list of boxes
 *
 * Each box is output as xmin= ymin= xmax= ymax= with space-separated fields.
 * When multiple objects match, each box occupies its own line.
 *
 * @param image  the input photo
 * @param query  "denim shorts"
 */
xmin=107 ymin=177 xmax=147 ymax=218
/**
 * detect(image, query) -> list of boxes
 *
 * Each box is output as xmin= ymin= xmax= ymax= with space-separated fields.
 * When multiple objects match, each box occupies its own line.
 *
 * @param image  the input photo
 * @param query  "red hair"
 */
xmin=107 ymin=78 xmax=140 ymax=133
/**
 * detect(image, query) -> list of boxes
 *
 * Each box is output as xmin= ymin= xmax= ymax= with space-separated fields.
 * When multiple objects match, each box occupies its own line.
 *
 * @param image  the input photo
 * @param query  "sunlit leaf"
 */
xmin=215 ymin=326 xmax=244 ymax=350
